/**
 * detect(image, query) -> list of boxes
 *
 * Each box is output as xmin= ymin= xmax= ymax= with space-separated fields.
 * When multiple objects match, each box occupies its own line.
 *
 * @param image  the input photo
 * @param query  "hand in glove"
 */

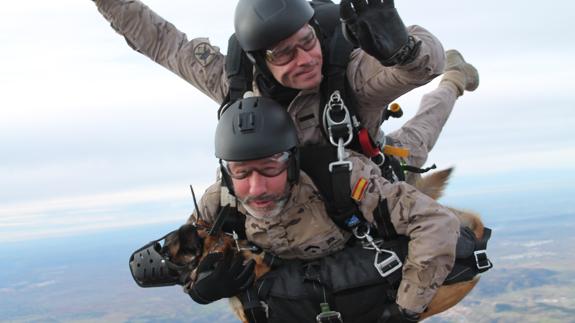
xmin=340 ymin=0 xmax=420 ymax=66
xmin=188 ymin=251 xmax=255 ymax=304
xmin=378 ymin=303 xmax=420 ymax=323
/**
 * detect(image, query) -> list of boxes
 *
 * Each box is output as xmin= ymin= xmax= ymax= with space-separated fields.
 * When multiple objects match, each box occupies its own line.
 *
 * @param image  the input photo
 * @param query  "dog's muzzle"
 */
xmin=129 ymin=230 xmax=190 ymax=288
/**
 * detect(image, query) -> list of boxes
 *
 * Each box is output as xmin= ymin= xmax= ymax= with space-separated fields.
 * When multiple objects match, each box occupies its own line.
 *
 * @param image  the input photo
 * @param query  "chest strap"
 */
xmin=300 ymin=145 xmax=365 ymax=231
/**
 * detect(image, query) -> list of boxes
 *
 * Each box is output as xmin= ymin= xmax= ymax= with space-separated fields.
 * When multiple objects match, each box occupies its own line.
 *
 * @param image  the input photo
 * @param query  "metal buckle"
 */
xmin=353 ymin=224 xmax=403 ymax=278
xmin=316 ymin=311 xmax=342 ymax=323
xmin=328 ymin=137 xmax=353 ymax=173
xmin=316 ymin=303 xmax=343 ymax=323
xmin=374 ymin=249 xmax=402 ymax=278
xmin=474 ymin=250 xmax=491 ymax=270
xmin=372 ymin=151 xmax=385 ymax=166
xmin=323 ymin=91 xmax=353 ymax=147
xmin=328 ymin=160 xmax=352 ymax=173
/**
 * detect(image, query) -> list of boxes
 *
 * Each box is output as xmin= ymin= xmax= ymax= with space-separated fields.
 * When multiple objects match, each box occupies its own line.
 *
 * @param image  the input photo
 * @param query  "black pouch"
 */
xmin=259 ymin=239 xmax=408 ymax=323
xmin=444 ymin=227 xmax=493 ymax=285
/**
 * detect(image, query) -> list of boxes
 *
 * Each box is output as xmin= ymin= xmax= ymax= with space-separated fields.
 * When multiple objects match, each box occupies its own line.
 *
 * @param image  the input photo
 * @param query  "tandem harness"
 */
xmin=219 ymin=0 xmax=428 ymax=185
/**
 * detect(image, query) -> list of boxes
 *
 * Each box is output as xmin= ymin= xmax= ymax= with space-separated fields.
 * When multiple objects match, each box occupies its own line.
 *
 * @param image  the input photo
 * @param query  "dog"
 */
xmin=165 ymin=167 xmax=486 ymax=322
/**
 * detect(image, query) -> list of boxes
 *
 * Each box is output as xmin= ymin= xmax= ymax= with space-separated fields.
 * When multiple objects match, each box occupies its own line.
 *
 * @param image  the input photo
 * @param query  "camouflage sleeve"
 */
xmin=347 ymin=152 xmax=458 ymax=312
xmin=94 ymin=0 xmax=228 ymax=104
xmin=347 ymin=25 xmax=445 ymax=111
xmin=382 ymin=181 xmax=460 ymax=313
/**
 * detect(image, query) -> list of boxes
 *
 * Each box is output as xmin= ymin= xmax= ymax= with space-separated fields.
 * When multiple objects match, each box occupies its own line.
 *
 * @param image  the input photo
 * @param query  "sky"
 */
xmin=1 ymin=0 xmax=574 ymax=243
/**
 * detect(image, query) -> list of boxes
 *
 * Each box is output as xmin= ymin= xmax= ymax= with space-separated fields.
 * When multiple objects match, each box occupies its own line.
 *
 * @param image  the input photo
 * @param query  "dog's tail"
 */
xmin=415 ymin=167 xmax=453 ymax=200
xmin=415 ymin=167 xmax=485 ymax=239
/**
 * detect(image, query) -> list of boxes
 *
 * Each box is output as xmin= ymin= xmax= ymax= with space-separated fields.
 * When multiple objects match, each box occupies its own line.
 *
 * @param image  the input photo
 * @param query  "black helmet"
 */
xmin=215 ymin=96 xmax=299 ymax=161
xmin=215 ymin=96 xmax=300 ymax=185
xmin=234 ymin=0 xmax=315 ymax=52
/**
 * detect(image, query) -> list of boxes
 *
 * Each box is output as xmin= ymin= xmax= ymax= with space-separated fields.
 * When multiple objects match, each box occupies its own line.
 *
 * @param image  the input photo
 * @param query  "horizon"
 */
xmin=1 ymin=1 xmax=574 ymax=322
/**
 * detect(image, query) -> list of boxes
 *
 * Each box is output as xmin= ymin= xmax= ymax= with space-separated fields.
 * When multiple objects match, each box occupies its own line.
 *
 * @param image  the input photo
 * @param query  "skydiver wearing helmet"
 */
xmin=91 ymin=0 xmax=479 ymax=183
xmin=176 ymin=96 xmax=461 ymax=322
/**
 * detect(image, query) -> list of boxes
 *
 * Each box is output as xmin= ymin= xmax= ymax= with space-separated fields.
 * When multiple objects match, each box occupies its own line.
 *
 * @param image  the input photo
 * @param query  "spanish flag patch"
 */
xmin=351 ymin=177 xmax=368 ymax=202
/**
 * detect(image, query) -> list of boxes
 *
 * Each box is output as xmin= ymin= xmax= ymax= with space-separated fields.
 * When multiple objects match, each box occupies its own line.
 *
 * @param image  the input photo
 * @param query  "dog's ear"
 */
xmin=161 ymin=223 xmax=204 ymax=266
xmin=177 ymin=223 xmax=203 ymax=254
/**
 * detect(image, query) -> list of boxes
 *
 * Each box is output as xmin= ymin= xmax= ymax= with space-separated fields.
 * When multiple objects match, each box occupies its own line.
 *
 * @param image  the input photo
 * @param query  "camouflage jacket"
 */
xmin=189 ymin=151 xmax=459 ymax=313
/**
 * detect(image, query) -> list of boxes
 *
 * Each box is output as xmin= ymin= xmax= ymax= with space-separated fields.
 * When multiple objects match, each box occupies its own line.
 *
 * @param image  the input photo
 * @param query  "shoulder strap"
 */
xmin=318 ymin=24 xmax=357 ymax=142
xmin=218 ymin=34 xmax=254 ymax=117
xmin=310 ymin=0 xmax=340 ymax=38
xmin=299 ymin=145 xmax=364 ymax=231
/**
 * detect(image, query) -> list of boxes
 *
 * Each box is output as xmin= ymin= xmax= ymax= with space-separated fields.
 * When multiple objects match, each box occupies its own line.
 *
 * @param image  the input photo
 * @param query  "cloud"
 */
xmin=0 ymin=183 xmax=212 ymax=242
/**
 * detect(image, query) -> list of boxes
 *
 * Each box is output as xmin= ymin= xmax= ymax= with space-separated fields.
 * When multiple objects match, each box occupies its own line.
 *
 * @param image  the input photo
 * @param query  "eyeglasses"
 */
xmin=265 ymin=25 xmax=318 ymax=66
xmin=222 ymin=152 xmax=291 ymax=180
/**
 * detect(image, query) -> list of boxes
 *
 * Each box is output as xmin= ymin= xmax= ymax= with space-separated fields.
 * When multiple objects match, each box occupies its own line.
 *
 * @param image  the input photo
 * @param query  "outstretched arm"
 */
xmin=93 ymin=0 xmax=228 ymax=103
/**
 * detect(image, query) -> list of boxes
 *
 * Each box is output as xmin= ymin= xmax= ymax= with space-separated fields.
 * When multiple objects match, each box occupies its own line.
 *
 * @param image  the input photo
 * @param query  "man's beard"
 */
xmin=238 ymin=184 xmax=291 ymax=219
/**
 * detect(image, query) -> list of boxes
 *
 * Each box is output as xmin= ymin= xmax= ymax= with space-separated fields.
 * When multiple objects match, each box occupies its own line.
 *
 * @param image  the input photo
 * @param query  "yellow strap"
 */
xmin=383 ymin=145 xmax=410 ymax=158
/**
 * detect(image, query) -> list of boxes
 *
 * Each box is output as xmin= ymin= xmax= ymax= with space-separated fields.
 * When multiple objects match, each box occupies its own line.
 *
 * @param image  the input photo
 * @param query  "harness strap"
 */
xmin=473 ymin=227 xmax=492 ymax=272
xmin=330 ymin=163 xmax=362 ymax=229
xmin=300 ymin=145 xmax=364 ymax=231
xmin=444 ymin=226 xmax=494 ymax=285
xmin=228 ymin=34 xmax=253 ymax=98
xmin=318 ymin=24 xmax=411 ymax=185
xmin=240 ymin=287 xmax=268 ymax=323
xmin=218 ymin=34 xmax=254 ymax=117
xmin=319 ymin=24 xmax=358 ymax=145
xmin=372 ymin=199 xmax=398 ymax=241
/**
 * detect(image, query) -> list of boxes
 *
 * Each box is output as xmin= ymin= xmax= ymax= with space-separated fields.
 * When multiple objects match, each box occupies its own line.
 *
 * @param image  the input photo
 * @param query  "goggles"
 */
xmin=265 ymin=25 xmax=318 ymax=66
xmin=222 ymin=151 xmax=291 ymax=180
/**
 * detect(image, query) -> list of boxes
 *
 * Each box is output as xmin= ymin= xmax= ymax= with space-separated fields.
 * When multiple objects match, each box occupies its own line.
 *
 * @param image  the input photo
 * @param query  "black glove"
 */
xmin=340 ymin=0 xmax=420 ymax=66
xmin=188 ymin=252 xmax=255 ymax=304
xmin=378 ymin=303 xmax=420 ymax=323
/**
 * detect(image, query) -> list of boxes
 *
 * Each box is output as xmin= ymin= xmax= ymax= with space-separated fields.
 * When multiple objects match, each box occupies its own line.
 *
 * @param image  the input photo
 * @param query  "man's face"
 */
xmin=224 ymin=153 xmax=292 ymax=219
xmin=265 ymin=24 xmax=323 ymax=90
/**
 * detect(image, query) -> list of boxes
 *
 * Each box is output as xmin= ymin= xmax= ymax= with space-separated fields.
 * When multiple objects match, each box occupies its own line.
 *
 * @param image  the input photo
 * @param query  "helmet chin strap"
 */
xmin=219 ymin=161 xmax=236 ymax=197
